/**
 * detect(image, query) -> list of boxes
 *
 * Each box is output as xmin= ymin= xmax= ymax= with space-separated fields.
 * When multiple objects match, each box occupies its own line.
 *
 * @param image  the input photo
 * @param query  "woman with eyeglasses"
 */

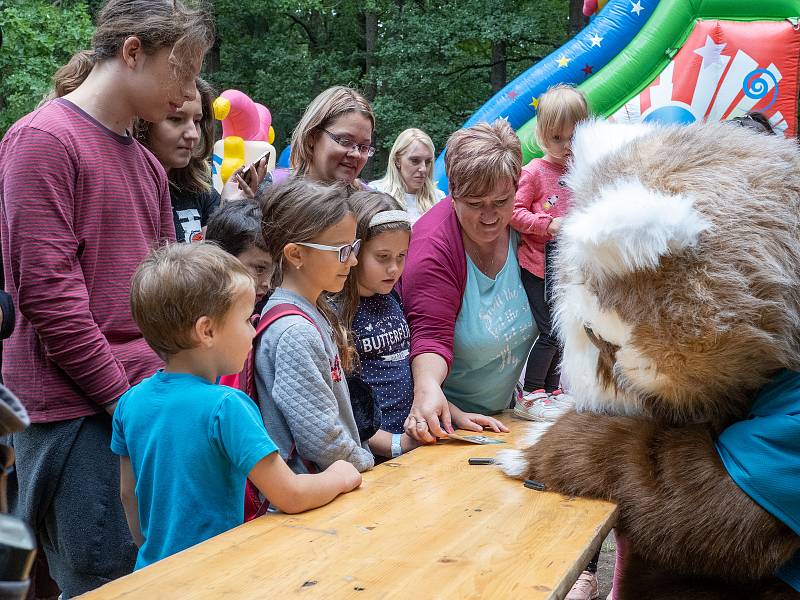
xmin=254 ymin=177 xmax=374 ymax=475
xmin=259 ymin=86 xmax=376 ymax=192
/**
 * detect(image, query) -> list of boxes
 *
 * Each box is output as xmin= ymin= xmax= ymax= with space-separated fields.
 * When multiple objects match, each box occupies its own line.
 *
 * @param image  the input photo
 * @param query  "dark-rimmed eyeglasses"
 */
xmin=319 ymin=129 xmax=376 ymax=157
xmin=295 ymin=239 xmax=362 ymax=263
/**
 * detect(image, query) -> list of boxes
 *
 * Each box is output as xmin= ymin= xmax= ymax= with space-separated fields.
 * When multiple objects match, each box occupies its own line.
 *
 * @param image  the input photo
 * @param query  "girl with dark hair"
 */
xmin=0 ymin=0 xmax=214 ymax=595
xmin=205 ymin=200 xmax=273 ymax=305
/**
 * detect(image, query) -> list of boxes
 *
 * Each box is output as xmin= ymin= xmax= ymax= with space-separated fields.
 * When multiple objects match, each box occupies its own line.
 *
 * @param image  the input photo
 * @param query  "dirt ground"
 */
xmin=596 ymin=532 xmax=616 ymax=599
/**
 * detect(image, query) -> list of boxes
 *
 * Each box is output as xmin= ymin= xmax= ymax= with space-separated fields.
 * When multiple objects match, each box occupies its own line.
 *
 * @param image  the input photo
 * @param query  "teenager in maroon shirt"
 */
xmin=0 ymin=1 xmax=213 ymax=595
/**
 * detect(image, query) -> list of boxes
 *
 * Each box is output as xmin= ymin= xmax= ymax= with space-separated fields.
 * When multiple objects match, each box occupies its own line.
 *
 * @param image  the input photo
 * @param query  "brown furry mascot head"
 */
xmin=553 ymin=120 xmax=800 ymax=427
xmin=497 ymin=120 xmax=800 ymax=600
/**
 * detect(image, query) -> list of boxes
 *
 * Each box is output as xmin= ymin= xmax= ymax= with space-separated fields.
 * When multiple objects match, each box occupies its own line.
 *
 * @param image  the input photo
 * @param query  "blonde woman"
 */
xmin=261 ymin=86 xmax=375 ymax=192
xmin=370 ymin=128 xmax=445 ymax=223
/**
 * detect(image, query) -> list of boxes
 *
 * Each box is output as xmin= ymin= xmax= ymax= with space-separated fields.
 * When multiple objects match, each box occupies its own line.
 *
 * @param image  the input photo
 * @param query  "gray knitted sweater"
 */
xmin=254 ymin=288 xmax=374 ymax=474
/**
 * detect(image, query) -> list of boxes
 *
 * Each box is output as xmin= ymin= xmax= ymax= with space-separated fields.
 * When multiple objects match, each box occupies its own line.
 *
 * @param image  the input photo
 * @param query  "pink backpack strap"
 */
xmin=221 ymin=303 xmax=320 ymax=394
xmin=242 ymin=303 xmax=321 ymax=522
xmin=246 ymin=441 xmax=318 ymax=521
xmin=256 ymin=303 xmax=320 ymax=336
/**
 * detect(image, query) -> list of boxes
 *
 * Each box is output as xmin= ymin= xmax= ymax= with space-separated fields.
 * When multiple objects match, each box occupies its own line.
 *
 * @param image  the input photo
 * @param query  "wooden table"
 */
xmin=80 ymin=413 xmax=617 ymax=599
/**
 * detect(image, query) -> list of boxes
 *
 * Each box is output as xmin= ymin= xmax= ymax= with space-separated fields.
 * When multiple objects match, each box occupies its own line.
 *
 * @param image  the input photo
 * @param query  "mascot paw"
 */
xmin=496 ymin=422 xmax=553 ymax=480
xmin=495 ymin=449 xmax=528 ymax=479
xmin=520 ymin=420 xmax=553 ymax=447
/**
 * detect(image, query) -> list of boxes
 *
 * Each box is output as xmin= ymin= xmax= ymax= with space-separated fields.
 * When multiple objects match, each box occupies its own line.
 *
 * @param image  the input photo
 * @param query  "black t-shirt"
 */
xmin=170 ymin=185 xmax=221 ymax=243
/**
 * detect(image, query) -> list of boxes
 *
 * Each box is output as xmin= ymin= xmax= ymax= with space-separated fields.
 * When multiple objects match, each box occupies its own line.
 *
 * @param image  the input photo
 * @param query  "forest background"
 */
xmin=0 ymin=0 xmax=587 ymax=179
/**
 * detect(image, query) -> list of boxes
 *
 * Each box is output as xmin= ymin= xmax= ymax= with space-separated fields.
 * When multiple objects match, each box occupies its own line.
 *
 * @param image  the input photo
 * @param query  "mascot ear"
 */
xmin=560 ymin=179 xmax=711 ymax=279
xmin=566 ymin=119 xmax=655 ymax=190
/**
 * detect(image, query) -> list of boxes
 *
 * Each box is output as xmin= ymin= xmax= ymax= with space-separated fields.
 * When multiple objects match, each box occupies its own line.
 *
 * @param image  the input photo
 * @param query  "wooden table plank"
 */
xmin=80 ymin=413 xmax=617 ymax=599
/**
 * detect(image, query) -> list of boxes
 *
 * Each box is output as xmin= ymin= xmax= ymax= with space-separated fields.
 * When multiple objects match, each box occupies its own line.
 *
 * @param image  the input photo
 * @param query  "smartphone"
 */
xmin=240 ymin=149 xmax=272 ymax=179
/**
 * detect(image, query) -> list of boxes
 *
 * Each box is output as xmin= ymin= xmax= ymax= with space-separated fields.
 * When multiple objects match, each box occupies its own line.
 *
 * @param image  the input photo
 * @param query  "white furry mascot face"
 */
xmin=555 ymin=120 xmax=800 ymax=427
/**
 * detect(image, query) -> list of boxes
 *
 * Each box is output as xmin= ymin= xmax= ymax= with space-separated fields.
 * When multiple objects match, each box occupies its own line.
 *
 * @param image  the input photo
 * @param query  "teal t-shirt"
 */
xmin=715 ymin=369 xmax=800 ymax=591
xmin=111 ymin=370 xmax=278 ymax=570
xmin=443 ymin=233 xmax=536 ymax=414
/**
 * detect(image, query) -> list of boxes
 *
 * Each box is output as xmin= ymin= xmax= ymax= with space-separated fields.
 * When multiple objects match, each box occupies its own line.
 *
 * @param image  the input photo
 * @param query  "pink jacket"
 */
xmin=511 ymin=158 xmax=571 ymax=278
xmin=397 ymin=199 xmax=466 ymax=370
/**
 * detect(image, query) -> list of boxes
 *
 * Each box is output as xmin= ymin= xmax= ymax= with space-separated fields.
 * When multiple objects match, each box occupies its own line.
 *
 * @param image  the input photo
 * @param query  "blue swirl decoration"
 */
xmin=742 ymin=68 xmax=779 ymax=111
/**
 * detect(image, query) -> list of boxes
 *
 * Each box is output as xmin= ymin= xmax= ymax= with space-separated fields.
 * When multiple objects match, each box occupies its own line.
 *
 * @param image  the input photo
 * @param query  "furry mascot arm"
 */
xmin=503 ymin=411 xmax=800 ymax=582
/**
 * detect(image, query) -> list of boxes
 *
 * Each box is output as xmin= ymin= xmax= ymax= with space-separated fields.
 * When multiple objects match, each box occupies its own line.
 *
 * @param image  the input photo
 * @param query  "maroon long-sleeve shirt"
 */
xmin=0 ymin=99 xmax=174 ymax=423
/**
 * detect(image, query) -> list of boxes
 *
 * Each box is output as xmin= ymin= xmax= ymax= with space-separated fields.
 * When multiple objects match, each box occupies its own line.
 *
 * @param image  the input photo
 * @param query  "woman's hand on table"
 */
xmin=404 ymin=380 xmax=453 ymax=444
xmin=449 ymin=404 xmax=509 ymax=433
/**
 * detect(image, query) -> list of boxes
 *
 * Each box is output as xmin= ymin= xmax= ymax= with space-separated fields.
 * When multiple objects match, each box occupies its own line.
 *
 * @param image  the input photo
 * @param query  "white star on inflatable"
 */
xmin=693 ymin=35 xmax=726 ymax=69
xmin=630 ymin=0 xmax=644 ymax=15
xmin=589 ymin=32 xmax=603 ymax=47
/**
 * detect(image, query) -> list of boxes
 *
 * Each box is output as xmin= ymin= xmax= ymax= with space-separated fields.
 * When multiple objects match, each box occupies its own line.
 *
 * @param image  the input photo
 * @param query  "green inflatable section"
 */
xmin=518 ymin=0 xmax=800 ymax=162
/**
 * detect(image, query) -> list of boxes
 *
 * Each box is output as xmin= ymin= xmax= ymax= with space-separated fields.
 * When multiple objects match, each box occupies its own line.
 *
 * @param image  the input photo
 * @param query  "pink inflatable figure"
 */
xmin=213 ymin=89 xmax=272 ymax=143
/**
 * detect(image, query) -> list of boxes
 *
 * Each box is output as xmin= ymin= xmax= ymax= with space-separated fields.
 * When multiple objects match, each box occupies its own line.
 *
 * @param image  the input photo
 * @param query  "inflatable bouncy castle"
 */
xmin=432 ymin=0 xmax=800 ymax=192
xmin=211 ymin=89 xmax=277 ymax=192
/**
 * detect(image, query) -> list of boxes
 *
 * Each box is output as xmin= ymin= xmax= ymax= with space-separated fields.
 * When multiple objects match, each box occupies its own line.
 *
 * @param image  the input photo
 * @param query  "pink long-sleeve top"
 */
xmin=511 ymin=158 xmax=571 ymax=278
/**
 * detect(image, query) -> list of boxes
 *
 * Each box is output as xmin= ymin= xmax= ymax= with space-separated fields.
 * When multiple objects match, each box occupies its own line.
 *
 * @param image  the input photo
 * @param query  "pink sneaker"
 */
xmin=565 ymin=570 xmax=599 ymax=600
xmin=514 ymin=389 xmax=573 ymax=422
xmin=513 ymin=389 xmax=548 ymax=421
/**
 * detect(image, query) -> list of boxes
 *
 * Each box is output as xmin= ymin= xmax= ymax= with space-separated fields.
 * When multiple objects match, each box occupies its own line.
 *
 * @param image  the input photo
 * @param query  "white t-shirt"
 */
xmin=369 ymin=180 xmax=445 ymax=224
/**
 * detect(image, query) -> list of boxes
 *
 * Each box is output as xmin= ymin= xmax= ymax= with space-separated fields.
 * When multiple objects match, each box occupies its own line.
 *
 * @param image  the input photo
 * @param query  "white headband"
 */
xmin=368 ymin=210 xmax=411 ymax=228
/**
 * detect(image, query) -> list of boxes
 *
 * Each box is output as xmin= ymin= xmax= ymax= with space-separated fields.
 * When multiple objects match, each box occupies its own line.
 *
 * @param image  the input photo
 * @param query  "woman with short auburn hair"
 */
xmin=399 ymin=120 xmax=537 ymax=442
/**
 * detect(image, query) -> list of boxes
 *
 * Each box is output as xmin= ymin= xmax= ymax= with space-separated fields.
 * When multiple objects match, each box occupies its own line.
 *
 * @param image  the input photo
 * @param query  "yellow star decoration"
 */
xmin=530 ymin=97 xmax=539 ymax=109
xmin=556 ymin=55 xmax=571 ymax=68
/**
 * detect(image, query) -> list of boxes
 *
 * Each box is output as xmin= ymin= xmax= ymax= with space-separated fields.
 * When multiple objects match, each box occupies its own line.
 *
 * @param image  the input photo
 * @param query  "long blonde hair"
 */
xmin=374 ymin=128 xmax=440 ymax=213
xmin=289 ymin=86 xmax=374 ymax=189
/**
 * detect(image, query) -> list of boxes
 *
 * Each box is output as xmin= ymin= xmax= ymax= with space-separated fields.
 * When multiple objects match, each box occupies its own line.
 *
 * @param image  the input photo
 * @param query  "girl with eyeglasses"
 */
xmin=260 ymin=86 xmax=376 ymax=192
xmin=254 ymin=177 xmax=375 ymax=475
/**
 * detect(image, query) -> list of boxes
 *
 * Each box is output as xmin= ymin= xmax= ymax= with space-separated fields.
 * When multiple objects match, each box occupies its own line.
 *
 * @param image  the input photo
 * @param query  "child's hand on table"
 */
xmin=327 ymin=460 xmax=363 ymax=492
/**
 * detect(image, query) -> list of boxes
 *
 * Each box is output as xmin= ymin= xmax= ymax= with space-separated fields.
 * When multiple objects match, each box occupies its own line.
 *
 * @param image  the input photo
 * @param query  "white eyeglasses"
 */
xmin=294 ymin=239 xmax=361 ymax=263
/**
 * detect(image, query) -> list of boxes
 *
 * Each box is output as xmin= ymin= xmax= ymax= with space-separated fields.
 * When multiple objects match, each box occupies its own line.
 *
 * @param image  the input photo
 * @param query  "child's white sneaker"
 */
xmin=514 ymin=388 xmax=573 ymax=422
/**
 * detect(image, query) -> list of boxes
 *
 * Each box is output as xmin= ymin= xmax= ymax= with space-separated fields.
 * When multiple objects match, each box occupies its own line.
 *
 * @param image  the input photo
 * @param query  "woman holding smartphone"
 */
xmin=134 ymin=79 xmax=270 ymax=242
xmin=259 ymin=85 xmax=375 ymax=192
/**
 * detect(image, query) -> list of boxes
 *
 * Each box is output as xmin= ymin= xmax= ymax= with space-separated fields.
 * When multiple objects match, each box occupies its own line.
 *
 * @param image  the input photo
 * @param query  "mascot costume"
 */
xmin=497 ymin=120 xmax=800 ymax=599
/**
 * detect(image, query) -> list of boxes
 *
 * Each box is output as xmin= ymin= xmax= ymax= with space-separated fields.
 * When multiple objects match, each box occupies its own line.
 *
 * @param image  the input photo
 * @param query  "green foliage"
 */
xmin=0 ymin=0 xmax=93 ymax=132
xmin=0 ymin=0 xmax=572 ymax=177
xmin=208 ymin=0 xmax=569 ymax=179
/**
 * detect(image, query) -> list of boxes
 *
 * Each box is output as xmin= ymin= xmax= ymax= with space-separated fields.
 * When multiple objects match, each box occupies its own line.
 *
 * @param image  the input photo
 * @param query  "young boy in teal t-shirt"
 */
xmin=111 ymin=243 xmax=361 ymax=569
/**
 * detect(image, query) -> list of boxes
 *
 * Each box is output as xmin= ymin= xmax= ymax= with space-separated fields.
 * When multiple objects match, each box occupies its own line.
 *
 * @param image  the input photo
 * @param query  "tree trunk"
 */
xmin=568 ymin=0 xmax=588 ymax=37
xmin=490 ymin=41 xmax=507 ymax=94
xmin=363 ymin=10 xmax=378 ymax=101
